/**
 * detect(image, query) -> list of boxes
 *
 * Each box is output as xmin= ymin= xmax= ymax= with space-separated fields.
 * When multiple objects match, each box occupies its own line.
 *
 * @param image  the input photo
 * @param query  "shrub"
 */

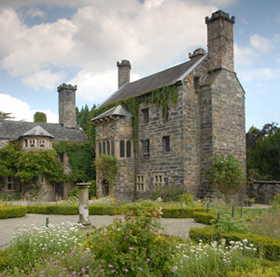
xmin=85 ymin=209 xmax=177 ymax=276
xmin=161 ymin=207 xmax=207 ymax=218
xmin=213 ymin=214 xmax=249 ymax=233
xmin=27 ymin=205 xmax=78 ymax=215
xmin=193 ymin=212 xmax=216 ymax=224
xmin=179 ymin=192 xmax=195 ymax=206
xmin=228 ymin=265 xmax=280 ymax=277
xmin=190 ymin=226 xmax=280 ymax=261
xmin=0 ymin=206 xmax=26 ymax=219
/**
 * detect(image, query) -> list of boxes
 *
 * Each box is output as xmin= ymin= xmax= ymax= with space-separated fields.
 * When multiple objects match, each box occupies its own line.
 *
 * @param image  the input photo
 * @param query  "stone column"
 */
xmin=76 ymin=182 xmax=91 ymax=226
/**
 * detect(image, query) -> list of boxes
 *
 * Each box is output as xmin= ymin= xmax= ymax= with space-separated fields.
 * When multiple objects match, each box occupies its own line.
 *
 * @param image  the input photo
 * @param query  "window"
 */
xmin=162 ymin=136 xmax=171 ymax=152
xmin=29 ymin=139 xmax=35 ymax=147
xmin=102 ymin=141 xmax=106 ymax=154
xmin=24 ymin=139 xmax=28 ymax=147
xmin=111 ymin=140 xmax=115 ymax=156
xmin=7 ymin=176 xmax=15 ymax=190
xmin=142 ymin=139 xmax=150 ymax=158
xmin=120 ymin=140 xmax=125 ymax=158
xmin=126 ymin=140 xmax=131 ymax=158
xmin=136 ymin=175 xmax=145 ymax=191
xmin=98 ymin=142 xmax=102 ymax=155
xmin=153 ymin=175 xmax=165 ymax=190
xmin=39 ymin=140 xmax=45 ymax=148
xmin=142 ymin=108 xmax=149 ymax=123
xmin=107 ymin=141 xmax=110 ymax=155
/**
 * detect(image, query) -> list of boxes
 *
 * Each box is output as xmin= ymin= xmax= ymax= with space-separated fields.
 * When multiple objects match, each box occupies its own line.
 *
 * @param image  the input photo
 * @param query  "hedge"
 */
xmin=25 ymin=205 xmax=207 ymax=218
xmin=189 ymin=226 xmax=280 ymax=261
xmin=193 ymin=212 xmax=216 ymax=224
xmin=161 ymin=207 xmax=207 ymax=218
xmin=0 ymin=206 xmax=26 ymax=219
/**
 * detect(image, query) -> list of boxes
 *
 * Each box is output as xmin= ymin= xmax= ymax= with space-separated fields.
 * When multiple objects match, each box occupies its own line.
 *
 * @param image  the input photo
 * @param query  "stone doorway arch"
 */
xmin=102 ymin=179 xmax=109 ymax=196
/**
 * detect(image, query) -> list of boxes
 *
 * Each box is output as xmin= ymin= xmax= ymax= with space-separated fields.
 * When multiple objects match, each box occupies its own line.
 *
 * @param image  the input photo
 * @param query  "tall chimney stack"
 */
xmin=57 ymin=83 xmax=77 ymax=128
xmin=117 ymin=60 xmax=131 ymax=88
xmin=205 ymin=10 xmax=235 ymax=72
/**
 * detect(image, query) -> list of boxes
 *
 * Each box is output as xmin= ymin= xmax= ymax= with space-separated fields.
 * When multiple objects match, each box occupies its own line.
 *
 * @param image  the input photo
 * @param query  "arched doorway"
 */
xmin=102 ymin=179 xmax=109 ymax=196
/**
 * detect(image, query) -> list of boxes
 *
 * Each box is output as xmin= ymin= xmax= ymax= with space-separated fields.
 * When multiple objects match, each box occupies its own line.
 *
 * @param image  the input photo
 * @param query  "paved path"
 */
xmin=0 ymin=214 xmax=204 ymax=249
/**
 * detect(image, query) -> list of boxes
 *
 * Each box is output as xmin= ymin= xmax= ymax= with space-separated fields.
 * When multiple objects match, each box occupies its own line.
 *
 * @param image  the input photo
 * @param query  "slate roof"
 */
xmin=92 ymin=105 xmax=131 ymax=122
xmin=0 ymin=120 xmax=87 ymax=142
xmin=21 ymin=125 xmax=54 ymax=138
xmin=103 ymin=53 xmax=206 ymax=106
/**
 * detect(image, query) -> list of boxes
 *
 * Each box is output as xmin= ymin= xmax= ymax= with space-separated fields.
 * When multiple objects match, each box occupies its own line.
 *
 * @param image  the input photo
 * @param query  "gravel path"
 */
xmin=0 ymin=214 xmax=204 ymax=249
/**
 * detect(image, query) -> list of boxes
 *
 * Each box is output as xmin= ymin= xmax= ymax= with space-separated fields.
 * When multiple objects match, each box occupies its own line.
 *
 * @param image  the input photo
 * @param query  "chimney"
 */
xmin=57 ymin=83 xmax=77 ymax=128
xmin=205 ymin=10 xmax=235 ymax=72
xmin=117 ymin=59 xmax=131 ymax=88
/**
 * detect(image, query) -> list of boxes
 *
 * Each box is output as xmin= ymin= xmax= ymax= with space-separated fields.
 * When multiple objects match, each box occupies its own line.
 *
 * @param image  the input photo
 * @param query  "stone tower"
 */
xmin=117 ymin=60 xmax=131 ymax=88
xmin=199 ymin=10 xmax=246 ymax=195
xmin=206 ymin=10 xmax=235 ymax=72
xmin=57 ymin=83 xmax=77 ymax=128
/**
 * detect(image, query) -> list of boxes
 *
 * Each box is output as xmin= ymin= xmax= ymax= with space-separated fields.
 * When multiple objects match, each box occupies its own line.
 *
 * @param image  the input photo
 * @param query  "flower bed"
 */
xmin=189 ymin=226 xmax=280 ymax=261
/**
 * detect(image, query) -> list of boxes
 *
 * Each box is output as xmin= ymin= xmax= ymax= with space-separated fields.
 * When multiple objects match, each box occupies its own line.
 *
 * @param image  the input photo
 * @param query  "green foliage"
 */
xmin=15 ymin=150 xmax=64 ymax=184
xmin=193 ymin=212 xmax=216 ymax=225
xmin=0 ymin=112 xmax=13 ymax=120
xmin=272 ymin=193 xmax=280 ymax=207
xmin=85 ymin=209 xmax=177 ymax=276
xmin=89 ymin=180 xmax=96 ymax=198
xmin=179 ymin=193 xmax=195 ymax=207
xmin=189 ymin=226 xmax=280 ymax=261
xmin=95 ymin=154 xmax=118 ymax=189
xmin=247 ymin=123 xmax=280 ymax=180
xmin=54 ymin=142 xmax=95 ymax=182
xmin=213 ymin=214 xmax=249 ymax=233
xmin=33 ymin=112 xmax=47 ymax=123
xmin=27 ymin=205 xmax=78 ymax=215
xmin=0 ymin=144 xmax=19 ymax=178
xmin=161 ymin=207 xmax=207 ymax=218
xmin=228 ymin=265 xmax=280 ymax=277
xmin=207 ymin=154 xmax=245 ymax=200
xmin=152 ymin=185 xmax=185 ymax=202
xmin=0 ymin=206 xmax=26 ymax=219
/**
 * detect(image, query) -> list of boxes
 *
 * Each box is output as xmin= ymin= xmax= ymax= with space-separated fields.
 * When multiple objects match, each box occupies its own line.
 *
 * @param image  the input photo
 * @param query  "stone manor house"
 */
xmin=93 ymin=10 xmax=246 ymax=200
xmin=0 ymin=84 xmax=87 ymax=200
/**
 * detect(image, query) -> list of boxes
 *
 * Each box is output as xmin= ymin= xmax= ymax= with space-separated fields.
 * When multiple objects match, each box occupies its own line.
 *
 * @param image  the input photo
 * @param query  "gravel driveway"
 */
xmin=0 ymin=214 xmax=204 ymax=249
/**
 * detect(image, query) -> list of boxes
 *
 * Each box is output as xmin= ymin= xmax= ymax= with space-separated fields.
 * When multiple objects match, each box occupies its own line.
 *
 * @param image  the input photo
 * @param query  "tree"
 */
xmin=33 ymin=112 xmax=47 ymax=123
xmin=207 ymin=154 xmax=245 ymax=202
xmin=0 ymin=112 xmax=13 ymax=120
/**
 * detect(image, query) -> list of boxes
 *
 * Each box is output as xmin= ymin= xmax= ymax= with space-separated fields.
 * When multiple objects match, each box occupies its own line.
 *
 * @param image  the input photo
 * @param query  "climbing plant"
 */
xmin=92 ymin=84 xmax=179 ymax=156
xmin=53 ymin=142 xmax=95 ymax=182
xmin=95 ymin=154 xmax=118 ymax=189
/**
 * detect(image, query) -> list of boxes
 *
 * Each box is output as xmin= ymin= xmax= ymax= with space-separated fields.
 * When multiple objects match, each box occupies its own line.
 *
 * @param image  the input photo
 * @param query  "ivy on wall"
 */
xmin=95 ymin=154 xmax=118 ymax=190
xmin=92 ymin=84 xmax=179 ymax=156
xmin=53 ymin=142 xmax=95 ymax=182
xmin=0 ymin=144 xmax=64 ymax=186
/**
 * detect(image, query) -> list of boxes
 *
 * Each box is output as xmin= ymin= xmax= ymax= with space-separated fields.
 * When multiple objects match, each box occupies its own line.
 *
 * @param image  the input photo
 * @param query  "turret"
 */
xmin=57 ymin=83 xmax=77 ymax=128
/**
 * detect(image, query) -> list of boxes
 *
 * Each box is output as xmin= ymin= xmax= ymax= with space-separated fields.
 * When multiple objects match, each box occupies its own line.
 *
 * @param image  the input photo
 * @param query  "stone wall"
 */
xmin=95 ymin=116 xmax=135 ymax=200
xmin=248 ymin=180 xmax=280 ymax=204
xmin=136 ymin=86 xmax=186 ymax=198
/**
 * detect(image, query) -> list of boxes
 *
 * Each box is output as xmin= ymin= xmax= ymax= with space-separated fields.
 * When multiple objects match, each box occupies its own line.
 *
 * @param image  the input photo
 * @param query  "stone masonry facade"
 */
xmin=93 ymin=10 xmax=246 ymax=200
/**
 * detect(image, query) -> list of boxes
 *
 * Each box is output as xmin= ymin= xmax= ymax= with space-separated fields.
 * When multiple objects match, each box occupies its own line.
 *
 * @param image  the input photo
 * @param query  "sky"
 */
xmin=0 ymin=0 xmax=279 ymax=130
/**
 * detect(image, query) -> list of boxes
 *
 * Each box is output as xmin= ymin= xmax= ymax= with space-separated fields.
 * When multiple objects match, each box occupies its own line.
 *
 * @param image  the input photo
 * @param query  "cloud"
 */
xmin=23 ymin=70 xmax=65 ymax=89
xmin=24 ymin=8 xmax=46 ymax=18
xmin=235 ymin=44 xmax=259 ymax=66
xmin=250 ymin=34 xmax=272 ymax=53
xmin=70 ymin=70 xmax=140 ymax=103
xmin=0 ymin=93 xmax=58 ymax=122
xmin=239 ymin=67 xmax=280 ymax=82
xmin=0 ymin=0 xmax=215 ymax=94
